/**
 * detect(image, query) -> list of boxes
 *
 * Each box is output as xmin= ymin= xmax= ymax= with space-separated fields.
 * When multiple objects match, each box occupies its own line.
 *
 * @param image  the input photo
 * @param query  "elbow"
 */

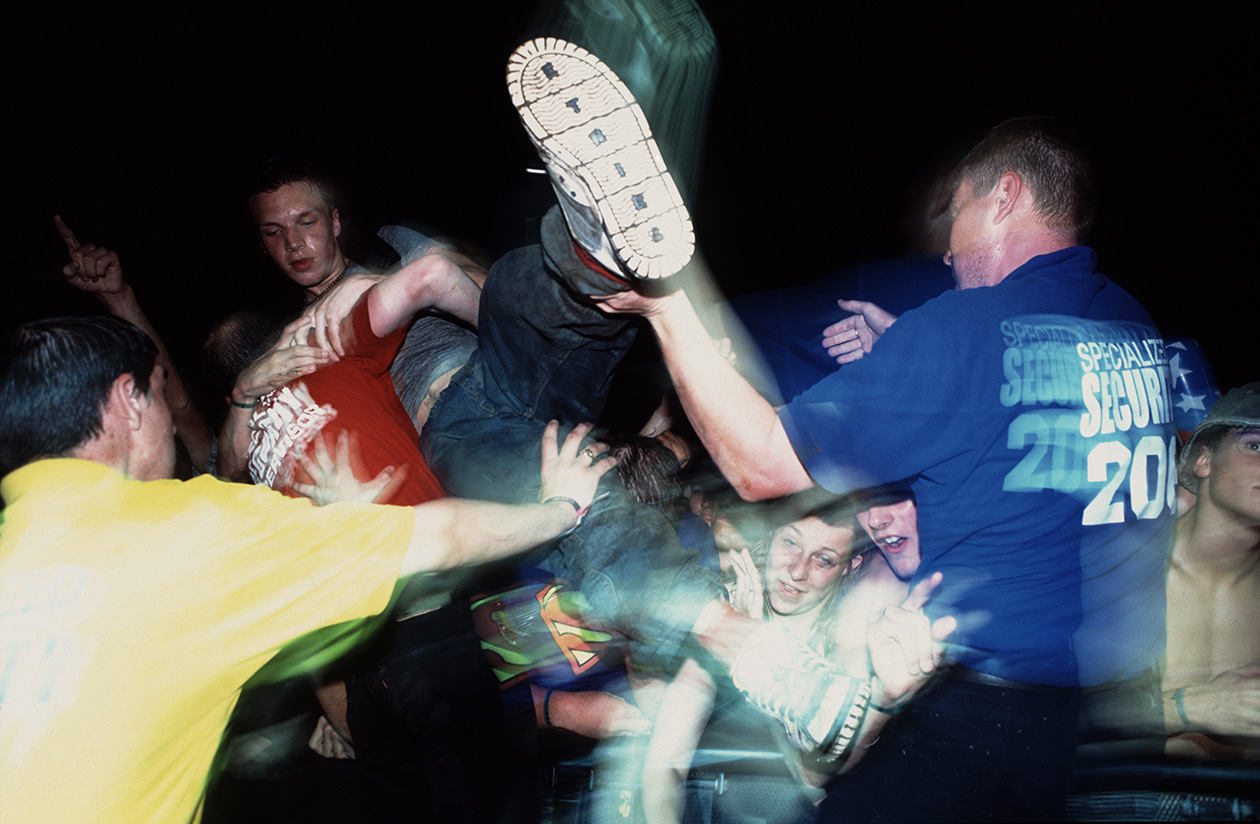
xmin=729 ymin=470 xmax=784 ymax=502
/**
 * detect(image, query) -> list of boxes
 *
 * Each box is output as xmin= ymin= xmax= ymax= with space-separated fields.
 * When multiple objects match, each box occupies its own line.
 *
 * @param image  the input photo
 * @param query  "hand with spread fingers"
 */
xmin=538 ymin=421 xmax=618 ymax=514
xmin=867 ymin=571 xmax=957 ymax=706
xmin=725 ymin=548 xmax=765 ymax=619
xmin=291 ymin=430 xmax=409 ymax=506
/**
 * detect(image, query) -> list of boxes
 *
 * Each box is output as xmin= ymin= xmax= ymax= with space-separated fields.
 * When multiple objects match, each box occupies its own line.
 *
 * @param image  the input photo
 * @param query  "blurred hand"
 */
xmin=821 ymin=299 xmax=898 ymax=365
xmin=867 ymin=571 xmax=956 ymax=704
xmin=308 ymin=715 xmax=355 ymax=759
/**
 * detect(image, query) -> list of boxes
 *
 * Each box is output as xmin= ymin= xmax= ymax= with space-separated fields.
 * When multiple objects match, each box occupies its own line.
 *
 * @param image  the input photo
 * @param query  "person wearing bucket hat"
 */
xmin=1164 ymin=382 xmax=1260 ymax=758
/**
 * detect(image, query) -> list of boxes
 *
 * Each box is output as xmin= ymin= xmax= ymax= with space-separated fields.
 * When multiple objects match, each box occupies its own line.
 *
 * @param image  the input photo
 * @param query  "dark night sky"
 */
xmin=8 ymin=3 xmax=1251 ymax=407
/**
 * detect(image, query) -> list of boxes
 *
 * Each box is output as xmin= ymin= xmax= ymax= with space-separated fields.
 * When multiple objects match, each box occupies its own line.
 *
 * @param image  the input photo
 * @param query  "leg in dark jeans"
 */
xmin=422 ymin=208 xmax=720 ymax=669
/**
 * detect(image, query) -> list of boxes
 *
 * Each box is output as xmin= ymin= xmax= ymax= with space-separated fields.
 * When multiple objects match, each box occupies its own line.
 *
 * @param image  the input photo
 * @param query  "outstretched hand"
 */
xmin=291 ymin=430 xmax=408 ymax=506
xmin=538 ymin=421 xmax=618 ymax=512
xmin=55 ymin=215 xmax=126 ymax=296
xmin=821 ymin=299 xmax=898 ymax=365
xmin=867 ymin=571 xmax=956 ymax=705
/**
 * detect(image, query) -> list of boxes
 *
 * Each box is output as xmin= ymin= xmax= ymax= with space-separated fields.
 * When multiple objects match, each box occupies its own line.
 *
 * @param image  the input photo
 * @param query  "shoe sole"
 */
xmin=507 ymin=37 xmax=695 ymax=280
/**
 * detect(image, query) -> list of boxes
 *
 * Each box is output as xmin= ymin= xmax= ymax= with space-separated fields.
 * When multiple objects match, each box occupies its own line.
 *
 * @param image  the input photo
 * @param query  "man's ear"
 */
xmin=992 ymin=171 xmax=1024 ymax=224
xmin=332 ymin=207 xmax=342 ymax=238
xmin=109 ymin=374 xmax=146 ymax=432
xmin=1193 ymin=445 xmax=1213 ymax=483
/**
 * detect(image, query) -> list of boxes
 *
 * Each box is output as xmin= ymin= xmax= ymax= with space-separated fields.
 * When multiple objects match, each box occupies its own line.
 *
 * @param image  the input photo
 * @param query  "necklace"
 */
xmin=309 ymin=258 xmax=353 ymax=302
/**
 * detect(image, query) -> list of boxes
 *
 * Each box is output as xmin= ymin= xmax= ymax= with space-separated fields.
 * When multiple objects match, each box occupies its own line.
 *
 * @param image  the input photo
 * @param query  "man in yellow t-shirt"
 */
xmin=0 ymin=315 xmax=614 ymax=824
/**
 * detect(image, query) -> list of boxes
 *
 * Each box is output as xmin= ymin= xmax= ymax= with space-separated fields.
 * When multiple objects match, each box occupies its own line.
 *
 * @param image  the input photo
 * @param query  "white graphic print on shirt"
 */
xmin=247 ymin=382 xmax=337 ymax=489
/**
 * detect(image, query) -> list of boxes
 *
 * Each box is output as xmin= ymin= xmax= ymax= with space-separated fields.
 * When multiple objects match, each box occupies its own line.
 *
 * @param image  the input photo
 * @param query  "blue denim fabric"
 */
xmin=422 ymin=208 xmax=719 ymax=668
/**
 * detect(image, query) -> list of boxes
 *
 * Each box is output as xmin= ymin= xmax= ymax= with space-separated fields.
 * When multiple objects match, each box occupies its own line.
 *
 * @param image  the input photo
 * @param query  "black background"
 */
xmin=8 ymin=2 xmax=1251 ymax=409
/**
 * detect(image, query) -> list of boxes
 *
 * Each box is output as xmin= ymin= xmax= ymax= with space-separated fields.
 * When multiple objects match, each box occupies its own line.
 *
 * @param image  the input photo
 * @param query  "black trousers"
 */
xmin=818 ymin=675 xmax=1080 ymax=823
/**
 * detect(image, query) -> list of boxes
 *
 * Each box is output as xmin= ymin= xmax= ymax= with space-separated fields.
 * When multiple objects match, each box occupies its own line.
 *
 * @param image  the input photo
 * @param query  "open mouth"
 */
xmin=880 ymin=536 xmax=908 ymax=553
xmin=778 ymin=581 xmax=805 ymax=599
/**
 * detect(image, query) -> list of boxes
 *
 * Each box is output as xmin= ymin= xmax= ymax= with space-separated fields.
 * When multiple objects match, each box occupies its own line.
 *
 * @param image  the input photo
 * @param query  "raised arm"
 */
xmin=55 ymin=215 xmax=214 ymax=473
xmin=366 ymin=250 xmax=483 ymax=338
xmin=301 ymin=249 xmax=485 ymax=356
xmin=592 ymin=286 xmax=811 ymax=500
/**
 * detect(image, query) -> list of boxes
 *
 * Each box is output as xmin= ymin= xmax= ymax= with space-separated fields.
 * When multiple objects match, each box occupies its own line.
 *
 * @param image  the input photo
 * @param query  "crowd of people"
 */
xmin=2 ymin=21 xmax=1257 ymax=824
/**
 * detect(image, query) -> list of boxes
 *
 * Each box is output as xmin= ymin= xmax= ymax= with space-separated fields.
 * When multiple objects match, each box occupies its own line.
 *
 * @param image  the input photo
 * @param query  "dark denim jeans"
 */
xmin=422 ymin=208 xmax=718 ymax=669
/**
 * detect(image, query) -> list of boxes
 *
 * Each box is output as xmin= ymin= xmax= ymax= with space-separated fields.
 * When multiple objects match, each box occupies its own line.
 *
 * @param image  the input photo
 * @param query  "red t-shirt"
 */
xmin=248 ymin=295 xmax=445 ymax=506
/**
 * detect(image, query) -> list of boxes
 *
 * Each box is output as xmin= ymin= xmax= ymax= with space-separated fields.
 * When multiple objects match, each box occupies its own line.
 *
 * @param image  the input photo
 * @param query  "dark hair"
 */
xmin=602 ymin=433 xmax=687 ymax=524
xmin=200 ymin=310 xmax=283 ymax=397
xmin=956 ymin=116 xmax=1095 ymax=237
xmin=246 ymin=155 xmax=338 ymax=221
xmin=0 ymin=316 xmax=158 ymax=477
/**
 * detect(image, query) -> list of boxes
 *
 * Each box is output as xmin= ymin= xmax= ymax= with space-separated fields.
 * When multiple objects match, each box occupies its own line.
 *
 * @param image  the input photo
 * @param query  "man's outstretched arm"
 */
xmin=401 ymin=421 xmax=616 ymax=574
xmin=593 ymin=286 xmax=811 ymax=501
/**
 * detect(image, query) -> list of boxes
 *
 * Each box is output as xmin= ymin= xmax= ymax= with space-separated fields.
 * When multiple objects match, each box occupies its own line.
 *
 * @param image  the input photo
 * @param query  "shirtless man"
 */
xmin=1165 ymin=382 xmax=1260 ymax=758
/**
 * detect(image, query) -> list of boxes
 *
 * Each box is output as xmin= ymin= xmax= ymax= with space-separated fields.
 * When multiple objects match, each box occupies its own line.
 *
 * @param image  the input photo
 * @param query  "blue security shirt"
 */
xmin=727 ymin=255 xmax=954 ymax=402
xmin=780 ymin=247 xmax=1174 ymax=687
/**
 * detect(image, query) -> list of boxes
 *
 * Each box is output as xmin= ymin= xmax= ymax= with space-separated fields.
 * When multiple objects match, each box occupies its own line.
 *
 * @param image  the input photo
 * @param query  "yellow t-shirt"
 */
xmin=0 ymin=459 xmax=414 ymax=823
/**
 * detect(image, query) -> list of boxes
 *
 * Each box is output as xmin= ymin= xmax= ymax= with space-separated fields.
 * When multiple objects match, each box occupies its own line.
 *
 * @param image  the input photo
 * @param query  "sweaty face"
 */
xmin=858 ymin=497 xmax=921 ymax=580
xmin=943 ymin=177 xmax=1000 ymax=289
xmin=1198 ymin=428 xmax=1260 ymax=525
xmin=764 ymin=517 xmax=854 ymax=616
xmin=252 ymin=182 xmax=344 ymax=295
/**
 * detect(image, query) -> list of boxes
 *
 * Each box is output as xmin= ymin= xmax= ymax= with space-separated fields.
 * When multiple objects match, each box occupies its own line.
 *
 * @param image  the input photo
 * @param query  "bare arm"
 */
xmin=400 ymin=421 xmax=616 ymax=575
xmin=367 ymin=250 xmax=483 ymax=338
xmin=593 ymin=287 xmax=811 ymax=500
xmin=302 ymin=249 xmax=485 ymax=356
xmin=1163 ymin=665 xmax=1260 ymax=739
xmin=641 ymin=657 xmax=717 ymax=824
xmin=56 ymin=215 xmax=215 ymax=472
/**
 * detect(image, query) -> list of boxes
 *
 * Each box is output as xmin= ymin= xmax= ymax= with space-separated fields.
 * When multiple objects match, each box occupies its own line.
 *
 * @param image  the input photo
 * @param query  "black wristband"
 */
xmin=543 ymin=687 xmax=557 ymax=728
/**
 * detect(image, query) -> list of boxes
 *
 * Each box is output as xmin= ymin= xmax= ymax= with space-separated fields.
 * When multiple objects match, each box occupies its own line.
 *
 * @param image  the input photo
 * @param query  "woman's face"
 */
xmin=764 ymin=517 xmax=855 ymax=616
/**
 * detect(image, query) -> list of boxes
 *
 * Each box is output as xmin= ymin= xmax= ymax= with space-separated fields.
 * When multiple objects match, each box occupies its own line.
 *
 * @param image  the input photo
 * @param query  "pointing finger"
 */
xmin=54 ymin=215 xmax=80 ymax=253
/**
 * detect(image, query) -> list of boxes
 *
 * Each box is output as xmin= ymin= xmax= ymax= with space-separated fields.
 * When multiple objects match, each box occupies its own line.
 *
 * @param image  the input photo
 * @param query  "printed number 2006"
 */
xmin=1082 ymin=435 xmax=1176 ymax=525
